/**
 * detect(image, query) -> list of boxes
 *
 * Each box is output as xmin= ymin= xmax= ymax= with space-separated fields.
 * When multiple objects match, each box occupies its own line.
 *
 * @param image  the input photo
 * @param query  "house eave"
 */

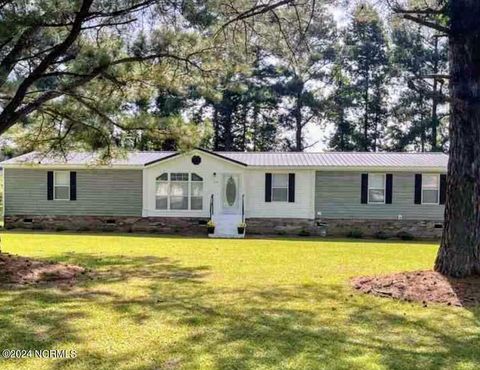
xmin=1 ymin=163 xmax=144 ymax=170
xmin=143 ymin=148 xmax=248 ymax=169
xmin=246 ymin=165 xmax=447 ymax=172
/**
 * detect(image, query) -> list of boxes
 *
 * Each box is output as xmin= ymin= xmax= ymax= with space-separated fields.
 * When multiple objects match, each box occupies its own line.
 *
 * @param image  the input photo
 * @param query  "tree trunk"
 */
xmin=294 ymin=94 xmax=303 ymax=152
xmin=431 ymin=36 xmax=440 ymax=151
xmin=363 ymin=72 xmax=370 ymax=151
xmin=434 ymin=0 xmax=480 ymax=277
xmin=213 ymin=107 xmax=220 ymax=150
xmin=252 ymin=106 xmax=259 ymax=151
xmin=240 ymin=104 xmax=248 ymax=151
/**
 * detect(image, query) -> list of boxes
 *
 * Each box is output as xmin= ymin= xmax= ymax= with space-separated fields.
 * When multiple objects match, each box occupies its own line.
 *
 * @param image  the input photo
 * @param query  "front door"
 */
xmin=222 ymin=174 xmax=240 ymax=214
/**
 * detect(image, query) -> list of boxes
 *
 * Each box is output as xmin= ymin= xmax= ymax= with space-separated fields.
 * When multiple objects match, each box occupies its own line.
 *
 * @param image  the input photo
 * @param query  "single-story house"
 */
xmin=0 ymin=148 xmax=448 ymax=238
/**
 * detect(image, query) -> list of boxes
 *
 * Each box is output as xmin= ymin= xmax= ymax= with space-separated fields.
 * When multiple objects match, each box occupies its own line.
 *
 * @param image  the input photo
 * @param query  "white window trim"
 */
xmin=271 ymin=173 xmax=289 ymax=203
xmin=367 ymin=173 xmax=386 ymax=205
xmin=421 ymin=174 xmax=440 ymax=205
xmin=155 ymin=173 xmax=203 ymax=211
xmin=53 ymin=171 xmax=70 ymax=201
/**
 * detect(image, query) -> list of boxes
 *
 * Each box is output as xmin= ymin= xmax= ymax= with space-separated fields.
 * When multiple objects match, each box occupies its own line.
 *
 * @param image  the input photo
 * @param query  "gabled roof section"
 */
xmin=0 ymin=149 xmax=448 ymax=170
xmin=144 ymin=148 xmax=248 ymax=167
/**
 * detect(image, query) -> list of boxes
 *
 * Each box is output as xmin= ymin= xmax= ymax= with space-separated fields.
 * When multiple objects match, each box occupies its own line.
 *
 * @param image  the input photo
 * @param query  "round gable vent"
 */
xmin=192 ymin=155 xmax=202 ymax=165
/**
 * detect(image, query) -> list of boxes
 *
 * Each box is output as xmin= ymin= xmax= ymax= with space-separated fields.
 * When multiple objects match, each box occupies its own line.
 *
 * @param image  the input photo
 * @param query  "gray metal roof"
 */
xmin=220 ymin=152 xmax=448 ymax=168
xmin=0 ymin=150 xmax=448 ymax=169
xmin=0 ymin=151 xmax=176 ymax=167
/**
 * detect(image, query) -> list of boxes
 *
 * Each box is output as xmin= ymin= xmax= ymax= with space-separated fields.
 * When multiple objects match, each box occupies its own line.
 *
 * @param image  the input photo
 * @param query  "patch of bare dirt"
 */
xmin=351 ymin=270 xmax=480 ymax=307
xmin=0 ymin=253 xmax=86 ymax=286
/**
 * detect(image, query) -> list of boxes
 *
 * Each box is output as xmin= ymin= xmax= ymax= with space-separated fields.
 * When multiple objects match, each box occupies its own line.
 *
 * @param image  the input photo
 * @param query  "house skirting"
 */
xmin=245 ymin=218 xmax=443 ymax=239
xmin=3 ymin=215 xmax=443 ymax=239
xmin=3 ymin=215 xmax=209 ymax=234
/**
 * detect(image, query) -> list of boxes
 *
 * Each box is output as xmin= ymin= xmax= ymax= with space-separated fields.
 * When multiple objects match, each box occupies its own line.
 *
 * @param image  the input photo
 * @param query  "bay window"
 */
xmin=155 ymin=173 xmax=203 ymax=210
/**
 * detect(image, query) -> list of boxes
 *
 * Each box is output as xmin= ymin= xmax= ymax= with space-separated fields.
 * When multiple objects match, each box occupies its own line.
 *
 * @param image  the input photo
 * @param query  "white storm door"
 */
xmin=222 ymin=174 xmax=240 ymax=213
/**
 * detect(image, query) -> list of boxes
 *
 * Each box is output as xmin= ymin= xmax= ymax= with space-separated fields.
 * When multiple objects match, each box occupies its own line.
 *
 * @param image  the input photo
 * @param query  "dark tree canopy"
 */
xmin=0 ymin=0 xmax=308 ymax=157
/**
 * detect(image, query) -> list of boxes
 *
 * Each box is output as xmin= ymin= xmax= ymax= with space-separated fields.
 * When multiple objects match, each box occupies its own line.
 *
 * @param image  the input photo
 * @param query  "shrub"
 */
xmin=374 ymin=231 xmax=390 ymax=240
xmin=55 ymin=225 xmax=66 ymax=232
xmin=397 ymin=231 xmax=415 ymax=241
xmin=347 ymin=229 xmax=363 ymax=239
xmin=298 ymin=228 xmax=310 ymax=237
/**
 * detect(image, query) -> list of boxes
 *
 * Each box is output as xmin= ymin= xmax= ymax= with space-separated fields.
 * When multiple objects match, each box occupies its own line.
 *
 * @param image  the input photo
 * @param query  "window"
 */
xmin=54 ymin=171 xmax=70 ymax=200
xmin=191 ymin=173 xmax=203 ymax=210
xmin=272 ymin=174 xmax=288 ymax=202
xmin=368 ymin=173 xmax=385 ymax=204
xmin=422 ymin=174 xmax=439 ymax=204
xmin=155 ymin=173 xmax=169 ymax=209
xmin=170 ymin=173 xmax=189 ymax=210
xmin=155 ymin=173 xmax=203 ymax=210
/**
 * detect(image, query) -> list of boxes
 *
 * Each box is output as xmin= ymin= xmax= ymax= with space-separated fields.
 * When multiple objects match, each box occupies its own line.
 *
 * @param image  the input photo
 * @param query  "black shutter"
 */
xmin=47 ymin=171 xmax=54 ymax=200
xmin=265 ymin=173 xmax=272 ymax=202
xmin=385 ymin=174 xmax=393 ymax=204
xmin=440 ymin=174 xmax=447 ymax=205
xmin=361 ymin=174 xmax=368 ymax=204
xmin=288 ymin=173 xmax=295 ymax=203
xmin=414 ymin=174 xmax=422 ymax=204
xmin=70 ymin=171 xmax=77 ymax=201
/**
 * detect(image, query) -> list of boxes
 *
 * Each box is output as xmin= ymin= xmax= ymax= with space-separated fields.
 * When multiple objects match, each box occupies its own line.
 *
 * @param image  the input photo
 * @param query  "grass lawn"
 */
xmin=0 ymin=232 xmax=479 ymax=370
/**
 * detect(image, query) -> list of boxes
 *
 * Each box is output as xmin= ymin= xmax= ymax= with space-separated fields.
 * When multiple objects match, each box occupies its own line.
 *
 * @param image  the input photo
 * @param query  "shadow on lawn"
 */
xmin=54 ymin=252 xmax=210 ymax=284
xmin=138 ymin=284 xmax=480 ymax=370
xmin=0 ymin=253 xmax=479 ymax=370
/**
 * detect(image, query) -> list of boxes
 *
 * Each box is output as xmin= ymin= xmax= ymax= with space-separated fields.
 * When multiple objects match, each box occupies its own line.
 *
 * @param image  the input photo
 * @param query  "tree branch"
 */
xmin=402 ymin=14 xmax=450 ymax=34
xmin=0 ymin=26 xmax=39 ymax=87
xmin=216 ymin=0 xmax=295 ymax=36
xmin=0 ymin=0 xmax=94 ymax=133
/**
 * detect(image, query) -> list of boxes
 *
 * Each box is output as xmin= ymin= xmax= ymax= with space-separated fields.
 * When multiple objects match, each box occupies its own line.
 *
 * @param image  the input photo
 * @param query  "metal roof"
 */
xmin=0 ymin=151 xmax=176 ymax=167
xmin=220 ymin=152 xmax=448 ymax=168
xmin=0 ymin=150 xmax=448 ymax=169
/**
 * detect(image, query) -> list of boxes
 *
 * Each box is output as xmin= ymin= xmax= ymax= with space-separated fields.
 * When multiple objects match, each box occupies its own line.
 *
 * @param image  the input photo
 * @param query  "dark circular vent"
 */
xmin=192 ymin=155 xmax=202 ymax=165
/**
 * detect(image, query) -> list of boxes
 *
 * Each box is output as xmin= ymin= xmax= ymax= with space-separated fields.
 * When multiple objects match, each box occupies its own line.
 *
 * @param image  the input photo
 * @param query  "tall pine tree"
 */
xmin=389 ymin=22 xmax=448 ymax=152
xmin=344 ymin=4 xmax=390 ymax=152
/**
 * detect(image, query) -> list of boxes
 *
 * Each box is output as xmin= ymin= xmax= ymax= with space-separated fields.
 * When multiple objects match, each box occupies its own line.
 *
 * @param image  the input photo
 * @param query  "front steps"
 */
xmin=209 ymin=214 xmax=245 ymax=238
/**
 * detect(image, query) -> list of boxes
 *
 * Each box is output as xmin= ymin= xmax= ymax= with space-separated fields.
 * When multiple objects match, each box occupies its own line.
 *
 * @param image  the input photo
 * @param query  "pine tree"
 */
xmin=344 ymin=4 xmax=390 ymax=152
xmin=328 ymin=60 xmax=357 ymax=151
xmin=271 ymin=6 xmax=336 ymax=151
xmin=389 ymin=22 xmax=448 ymax=152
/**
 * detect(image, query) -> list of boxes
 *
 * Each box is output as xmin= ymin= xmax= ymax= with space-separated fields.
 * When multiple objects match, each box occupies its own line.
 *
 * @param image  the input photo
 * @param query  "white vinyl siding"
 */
xmin=245 ymin=169 xmax=314 ymax=219
xmin=422 ymin=174 xmax=439 ymax=205
xmin=54 ymin=171 xmax=70 ymax=200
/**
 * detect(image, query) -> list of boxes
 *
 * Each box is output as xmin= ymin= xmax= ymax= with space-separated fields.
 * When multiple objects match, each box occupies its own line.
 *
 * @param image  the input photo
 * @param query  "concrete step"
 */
xmin=209 ymin=214 xmax=245 ymax=238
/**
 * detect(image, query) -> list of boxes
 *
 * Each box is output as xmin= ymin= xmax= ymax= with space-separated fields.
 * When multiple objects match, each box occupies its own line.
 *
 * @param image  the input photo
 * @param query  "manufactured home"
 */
xmin=0 ymin=148 xmax=448 ymax=238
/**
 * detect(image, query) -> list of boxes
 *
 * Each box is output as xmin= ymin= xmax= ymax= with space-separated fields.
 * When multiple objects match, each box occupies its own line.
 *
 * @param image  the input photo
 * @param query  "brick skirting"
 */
xmin=3 ymin=215 xmax=209 ymax=234
xmin=4 ymin=215 xmax=443 ymax=239
xmin=246 ymin=218 xmax=443 ymax=239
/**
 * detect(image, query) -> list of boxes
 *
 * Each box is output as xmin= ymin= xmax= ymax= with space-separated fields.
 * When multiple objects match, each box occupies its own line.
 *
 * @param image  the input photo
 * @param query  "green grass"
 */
xmin=0 ymin=232 xmax=478 ymax=370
